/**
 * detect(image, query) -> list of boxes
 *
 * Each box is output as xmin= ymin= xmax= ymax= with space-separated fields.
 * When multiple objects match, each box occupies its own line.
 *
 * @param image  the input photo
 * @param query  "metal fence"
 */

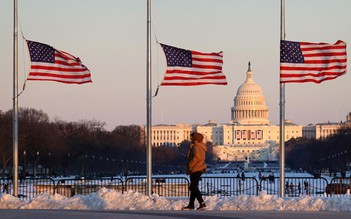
xmin=1 ymin=177 xmax=56 ymax=199
xmin=1 ymin=176 xmax=350 ymax=199
xmin=125 ymin=176 xmax=189 ymax=197
xmin=260 ymin=177 xmax=329 ymax=197
xmin=200 ymin=177 xmax=259 ymax=196
xmin=56 ymin=177 xmax=124 ymax=197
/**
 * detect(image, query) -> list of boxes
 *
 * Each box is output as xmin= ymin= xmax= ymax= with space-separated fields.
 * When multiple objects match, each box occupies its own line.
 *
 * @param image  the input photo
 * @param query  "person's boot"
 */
xmin=181 ymin=204 xmax=195 ymax=210
xmin=197 ymin=202 xmax=206 ymax=210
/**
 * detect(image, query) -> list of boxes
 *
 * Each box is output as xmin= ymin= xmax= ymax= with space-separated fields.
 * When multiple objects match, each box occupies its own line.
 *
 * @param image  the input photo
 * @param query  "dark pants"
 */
xmin=189 ymin=171 xmax=204 ymax=206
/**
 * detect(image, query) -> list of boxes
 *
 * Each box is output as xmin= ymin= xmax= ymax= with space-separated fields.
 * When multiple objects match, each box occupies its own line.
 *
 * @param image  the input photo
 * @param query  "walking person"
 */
xmin=182 ymin=132 xmax=207 ymax=210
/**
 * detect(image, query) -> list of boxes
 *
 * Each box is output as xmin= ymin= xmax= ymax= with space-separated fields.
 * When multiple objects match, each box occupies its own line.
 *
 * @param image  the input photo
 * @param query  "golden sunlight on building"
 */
xmin=149 ymin=63 xmax=349 ymax=162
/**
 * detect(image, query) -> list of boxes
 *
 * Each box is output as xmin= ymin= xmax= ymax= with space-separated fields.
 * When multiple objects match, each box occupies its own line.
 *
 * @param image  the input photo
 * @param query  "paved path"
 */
xmin=0 ymin=210 xmax=350 ymax=219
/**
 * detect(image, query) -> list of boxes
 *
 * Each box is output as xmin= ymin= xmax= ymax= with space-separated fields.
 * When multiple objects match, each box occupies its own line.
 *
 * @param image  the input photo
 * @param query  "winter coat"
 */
xmin=186 ymin=140 xmax=207 ymax=175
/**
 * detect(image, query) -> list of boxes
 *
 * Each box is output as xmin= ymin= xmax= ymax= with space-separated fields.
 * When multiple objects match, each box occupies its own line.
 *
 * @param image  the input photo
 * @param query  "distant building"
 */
xmin=347 ymin=112 xmax=351 ymax=126
xmin=207 ymin=63 xmax=301 ymax=161
xmin=302 ymin=112 xmax=351 ymax=140
xmin=149 ymin=63 xmax=349 ymax=161
xmin=151 ymin=123 xmax=193 ymax=147
xmin=302 ymin=123 xmax=340 ymax=139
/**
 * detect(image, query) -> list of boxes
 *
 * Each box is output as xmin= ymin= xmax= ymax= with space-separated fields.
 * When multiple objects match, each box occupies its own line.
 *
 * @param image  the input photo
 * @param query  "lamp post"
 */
xmin=85 ymin=154 xmax=88 ymax=175
xmin=92 ymin=155 xmax=95 ymax=176
xmin=37 ymin=151 xmax=40 ymax=176
xmin=81 ymin=154 xmax=88 ymax=176
xmin=67 ymin=153 xmax=70 ymax=176
xmin=100 ymin=156 xmax=103 ymax=175
xmin=106 ymin=158 xmax=109 ymax=175
xmin=112 ymin=158 xmax=115 ymax=175
xmin=34 ymin=151 xmax=39 ymax=177
xmin=48 ymin=152 xmax=51 ymax=176
xmin=23 ymin=150 xmax=26 ymax=177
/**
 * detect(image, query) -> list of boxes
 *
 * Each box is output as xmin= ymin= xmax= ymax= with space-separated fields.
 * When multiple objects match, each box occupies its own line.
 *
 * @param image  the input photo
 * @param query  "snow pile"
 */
xmin=1 ymin=188 xmax=351 ymax=211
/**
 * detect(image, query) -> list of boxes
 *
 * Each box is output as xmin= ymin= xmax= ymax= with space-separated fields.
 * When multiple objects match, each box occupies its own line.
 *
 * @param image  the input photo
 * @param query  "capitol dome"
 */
xmin=231 ymin=62 xmax=269 ymax=125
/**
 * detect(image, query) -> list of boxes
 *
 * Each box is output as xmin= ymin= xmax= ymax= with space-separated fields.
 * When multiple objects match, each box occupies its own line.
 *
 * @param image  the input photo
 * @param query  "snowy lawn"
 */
xmin=1 ymin=188 xmax=351 ymax=211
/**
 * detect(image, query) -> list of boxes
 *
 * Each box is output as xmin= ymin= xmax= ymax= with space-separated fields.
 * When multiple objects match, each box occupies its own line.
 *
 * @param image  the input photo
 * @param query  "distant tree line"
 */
xmin=285 ymin=126 xmax=351 ymax=175
xmin=0 ymin=108 xmax=214 ymax=177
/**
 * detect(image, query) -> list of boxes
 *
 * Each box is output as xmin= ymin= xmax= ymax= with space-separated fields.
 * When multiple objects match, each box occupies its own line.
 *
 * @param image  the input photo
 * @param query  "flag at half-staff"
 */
xmin=26 ymin=40 xmax=92 ymax=84
xmin=280 ymin=40 xmax=347 ymax=84
xmin=160 ymin=43 xmax=227 ymax=86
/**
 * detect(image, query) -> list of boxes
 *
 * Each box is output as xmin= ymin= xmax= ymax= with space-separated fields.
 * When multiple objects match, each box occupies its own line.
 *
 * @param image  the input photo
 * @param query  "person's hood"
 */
xmin=193 ymin=132 xmax=204 ymax=142
xmin=195 ymin=141 xmax=207 ymax=152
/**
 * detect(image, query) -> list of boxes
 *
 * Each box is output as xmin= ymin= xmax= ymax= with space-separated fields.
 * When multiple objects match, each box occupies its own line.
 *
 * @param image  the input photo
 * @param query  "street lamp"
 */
xmin=34 ymin=151 xmax=39 ymax=177
xmin=82 ymin=154 xmax=88 ymax=176
xmin=112 ymin=158 xmax=116 ymax=175
xmin=106 ymin=158 xmax=109 ymax=175
xmin=48 ymin=152 xmax=52 ymax=176
xmin=67 ymin=153 xmax=71 ymax=176
xmin=23 ymin=150 xmax=26 ymax=177
xmin=23 ymin=150 xmax=27 ymax=171
xmin=92 ymin=155 xmax=95 ymax=176
xmin=37 ymin=151 xmax=40 ymax=176
xmin=100 ymin=157 xmax=103 ymax=175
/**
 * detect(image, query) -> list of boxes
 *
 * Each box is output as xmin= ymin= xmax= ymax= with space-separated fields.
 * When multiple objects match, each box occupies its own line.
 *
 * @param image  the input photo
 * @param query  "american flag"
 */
xmin=242 ymin=130 xmax=247 ymax=140
xmin=235 ymin=130 xmax=242 ymax=140
xmin=160 ymin=44 xmax=227 ymax=86
xmin=250 ymin=130 xmax=256 ymax=140
xmin=27 ymin=40 xmax=92 ymax=84
xmin=257 ymin=130 xmax=263 ymax=140
xmin=280 ymin=40 xmax=347 ymax=83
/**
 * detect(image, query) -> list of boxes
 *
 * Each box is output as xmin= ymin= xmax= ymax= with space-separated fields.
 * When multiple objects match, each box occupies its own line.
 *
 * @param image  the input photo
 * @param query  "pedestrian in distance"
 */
xmin=285 ymin=181 xmax=289 ymax=194
xmin=182 ymin=132 xmax=207 ymax=211
xmin=241 ymin=171 xmax=246 ymax=181
xmin=289 ymin=182 xmax=294 ymax=195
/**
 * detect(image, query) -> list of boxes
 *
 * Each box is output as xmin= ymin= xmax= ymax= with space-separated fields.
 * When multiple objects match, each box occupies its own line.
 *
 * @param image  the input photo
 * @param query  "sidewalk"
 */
xmin=0 ymin=209 xmax=350 ymax=219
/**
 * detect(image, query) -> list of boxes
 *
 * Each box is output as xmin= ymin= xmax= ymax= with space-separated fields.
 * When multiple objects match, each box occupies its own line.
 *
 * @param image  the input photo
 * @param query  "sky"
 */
xmin=1 ymin=172 xmax=351 ymax=211
xmin=1 ymin=0 xmax=350 ymax=131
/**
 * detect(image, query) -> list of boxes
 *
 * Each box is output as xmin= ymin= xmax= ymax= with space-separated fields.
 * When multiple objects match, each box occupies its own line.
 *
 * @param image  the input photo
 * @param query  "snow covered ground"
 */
xmin=1 ymin=171 xmax=351 ymax=212
xmin=1 ymin=188 xmax=351 ymax=211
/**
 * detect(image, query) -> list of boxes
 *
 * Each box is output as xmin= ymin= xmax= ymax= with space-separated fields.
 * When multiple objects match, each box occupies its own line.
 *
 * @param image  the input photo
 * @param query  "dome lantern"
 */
xmin=247 ymin=61 xmax=253 ymax=82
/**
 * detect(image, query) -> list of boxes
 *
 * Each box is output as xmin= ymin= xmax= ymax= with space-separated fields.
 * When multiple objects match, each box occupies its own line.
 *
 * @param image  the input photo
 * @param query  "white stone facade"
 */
xmin=303 ymin=123 xmax=341 ymax=140
xmin=302 ymin=113 xmax=351 ymax=139
xmin=151 ymin=123 xmax=193 ymax=147
xmin=149 ymin=63 xmax=348 ymax=161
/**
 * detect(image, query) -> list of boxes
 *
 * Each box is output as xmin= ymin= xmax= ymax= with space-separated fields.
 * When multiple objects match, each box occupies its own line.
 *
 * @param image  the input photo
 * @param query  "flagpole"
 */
xmin=13 ymin=0 xmax=19 ymax=197
xmin=279 ymin=0 xmax=286 ymax=198
xmin=146 ymin=0 xmax=152 ymax=196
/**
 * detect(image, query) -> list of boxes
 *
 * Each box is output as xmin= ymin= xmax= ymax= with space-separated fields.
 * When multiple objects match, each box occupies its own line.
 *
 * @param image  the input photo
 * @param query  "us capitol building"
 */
xmin=149 ymin=63 xmax=351 ymax=161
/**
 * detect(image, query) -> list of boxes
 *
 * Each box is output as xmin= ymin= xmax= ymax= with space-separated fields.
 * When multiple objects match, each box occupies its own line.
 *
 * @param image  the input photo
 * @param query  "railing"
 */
xmin=200 ymin=177 xmax=259 ymax=196
xmin=1 ymin=177 xmax=55 ymax=199
xmin=260 ymin=176 xmax=329 ymax=197
xmin=125 ymin=176 xmax=189 ymax=197
xmin=1 ymin=176 xmax=350 ymax=199
xmin=56 ymin=177 xmax=124 ymax=197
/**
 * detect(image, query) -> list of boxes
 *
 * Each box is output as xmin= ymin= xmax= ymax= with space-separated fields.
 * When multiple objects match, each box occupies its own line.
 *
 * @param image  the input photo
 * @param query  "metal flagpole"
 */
xmin=279 ymin=0 xmax=286 ymax=198
xmin=13 ymin=0 xmax=19 ymax=197
xmin=146 ymin=0 xmax=153 ymax=196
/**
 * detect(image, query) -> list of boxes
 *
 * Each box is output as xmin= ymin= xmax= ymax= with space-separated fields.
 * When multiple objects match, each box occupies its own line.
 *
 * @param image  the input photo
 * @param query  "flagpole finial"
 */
xmin=248 ymin=61 xmax=251 ymax=71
